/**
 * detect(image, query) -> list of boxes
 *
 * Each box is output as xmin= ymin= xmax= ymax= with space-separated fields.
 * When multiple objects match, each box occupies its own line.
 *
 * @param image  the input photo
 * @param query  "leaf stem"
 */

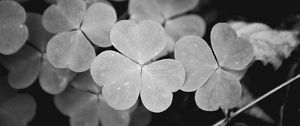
xmin=212 ymin=73 xmax=300 ymax=126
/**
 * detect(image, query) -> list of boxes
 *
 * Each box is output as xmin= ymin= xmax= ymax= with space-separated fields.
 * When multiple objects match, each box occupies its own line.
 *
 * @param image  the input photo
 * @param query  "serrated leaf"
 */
xmin=110 ymin=20 xmax=166 ymax=65
xmin=175 ymin=35 xmax=218 ymax=92
xmin=39 ymin=55 xmax=76 ymax=94
xmin=195 ymin=69 xmax=242 ymax=111
xmin=90 ymin=51 xmax=141 ymax=110
xmin=46 ymin=30 xmax=96 ymax=72
xmin=81 ymin=2 xmax=116 ymax=47
xmin=165 ymin=14 xmax=206 ymax=41
xmin=0 ymin=45 xmax=41 ymax=89
xmin=42 ymin=0 xmax=86 ymax=33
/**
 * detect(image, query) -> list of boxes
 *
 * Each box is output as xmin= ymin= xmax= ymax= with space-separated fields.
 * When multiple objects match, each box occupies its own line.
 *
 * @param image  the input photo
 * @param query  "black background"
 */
xmin=12 ymin=0 xmax=300 ymax=126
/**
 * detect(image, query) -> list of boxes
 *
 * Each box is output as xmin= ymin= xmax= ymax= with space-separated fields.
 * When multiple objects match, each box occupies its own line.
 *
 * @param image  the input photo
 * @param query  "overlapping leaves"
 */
xmin=54 ymin=71 xmax=131 ymax=126
xmin=175 ymin=23 xmax=254 ymax=111
xmin=90 ymin=20 xmax=185 ymax=112
xmin=0 ymin=13 xmax=76 ymax=94
xmin=0 ymin=76 xmax=36 ymax=126
xmin=129 ymin=0 xmax=205 ymax=42
xmin=0 ymin=0 xmax=28 ymax=55
xmin=43 ymin=0 xmax=117 ymax=72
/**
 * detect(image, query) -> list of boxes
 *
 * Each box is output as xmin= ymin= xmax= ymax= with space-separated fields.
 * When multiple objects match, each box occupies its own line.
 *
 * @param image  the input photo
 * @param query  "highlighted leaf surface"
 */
xmin=211 ymin=23 xmax=254 ymax=70
xmin=0 ymin=0 xmax=28 ymax=55
xmin=91 ymin=19 xmax=185 ymax=112
xmin=42 ymin=0 xmax=86 ymax=33
xmin=175 ymin=35 xmax=218 ymax=92
xmin=81 ymin=2 xmax=116 ymax=47
xmin=90 ymin=51 xmax=141 ymax=110
xmin=110 ymin=20 xmax=166 ymax=65
xmin=141 ymin=59 xmax=185 ymax=112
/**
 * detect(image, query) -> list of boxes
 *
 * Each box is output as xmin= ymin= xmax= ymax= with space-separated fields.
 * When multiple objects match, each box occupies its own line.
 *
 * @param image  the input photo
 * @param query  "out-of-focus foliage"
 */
xmin=43 ymin=0 xmax=117 ymax=72
xmin=0 ymin=0 xmax=28 ymax=55
xmin=90 ymin=20 xmax=185 ymax=113
xmin=175 ymin=23 xmax=254 ymax=111
xmin=0 ymin=13 xmax=76 ymax=94
xmin=0 ymin=76 xmax=36 ymax=126
xmin=54 ymin=71 xmax=132 ymax=126
xmin=129 ymin=0 xmax=205 ymax=44
xmin=230 ymin=22 xmax=300 ymax=69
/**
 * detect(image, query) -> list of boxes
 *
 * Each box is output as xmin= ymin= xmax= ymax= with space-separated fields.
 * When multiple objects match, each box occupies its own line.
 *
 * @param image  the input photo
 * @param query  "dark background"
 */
xmin=15 ymin=0 xmax=300 ymax=126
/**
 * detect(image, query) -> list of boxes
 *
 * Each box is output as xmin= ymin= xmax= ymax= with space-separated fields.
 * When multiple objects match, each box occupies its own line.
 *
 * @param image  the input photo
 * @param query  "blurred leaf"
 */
xmin=25 ymin=13 xmax=53 ymax=52
xmin=84 ymin=0 xmax=110 ymax=8
xmin=0 ymin=45 xmax=41 ymax=89
xmin=237 ymin=86 xmax=274 ymax=123
xmin=55 ymin=86 xmax=130 ymax=126
xmin=129 ymin=0 xmax=164 ymax=23
xmin=0 ymin=94 xmax=36 ymax=126
xmin=165 ymin=14 xmax=206 ymax=41
xmin=81 ymin=2 xmax=116 ymax=47
xmin=130 ymin=105 xmax=152 ymax=126
xmin=129 ymin=0 xmax=199 ymax=22
xmin=155 ymin=0 xmax=199 ymax=19
xmin=46 ymin=30 xmax=96 ymax=72
xmin=42 ymin=0 xmax=86 ymax=33
xmin=175 ymin=35 xmax=218 ymax=92
xmin=90 ymin=50 xmax=141 ymax=110
xmin=39 ymin=55 xmax=76 ymax=94
xmin=231 ymin=22 xmax=300 ymax=69
xmin=0 ymin=0 xmax=26 ymax=26
xmin=71 ymin=70 xmax=102 ymax=94
xmin=0 ymin=76 xmax=16 ymax=104
xmin=110 ymin=20 xmax=167 ymax=65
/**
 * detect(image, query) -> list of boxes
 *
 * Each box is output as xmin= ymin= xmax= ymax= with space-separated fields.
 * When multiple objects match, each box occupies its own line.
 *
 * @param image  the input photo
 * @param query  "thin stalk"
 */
xmin=212 ymin=73 xmax=300 ymax=126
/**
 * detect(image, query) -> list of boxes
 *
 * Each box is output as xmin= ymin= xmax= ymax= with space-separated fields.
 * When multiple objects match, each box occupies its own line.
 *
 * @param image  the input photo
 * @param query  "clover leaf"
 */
xmin=0 ymin=76 xmax=36 ymax=126
xmin=0 ymin=13 xmax=76 ymax=94
xmin=129 ymin=0 xmax=205 ymax=42
xmin=42 ymin=0 xmax=117 ymax=72
xmin=175 ymin=23 xmax=254 ymax=111
xmin=90 ymin=20 xmax=185 ymax=112
xmin=0 ymin=0 xmax=28 ymax=55
xmin=54 ymin=71 xmax=131 ymax=126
